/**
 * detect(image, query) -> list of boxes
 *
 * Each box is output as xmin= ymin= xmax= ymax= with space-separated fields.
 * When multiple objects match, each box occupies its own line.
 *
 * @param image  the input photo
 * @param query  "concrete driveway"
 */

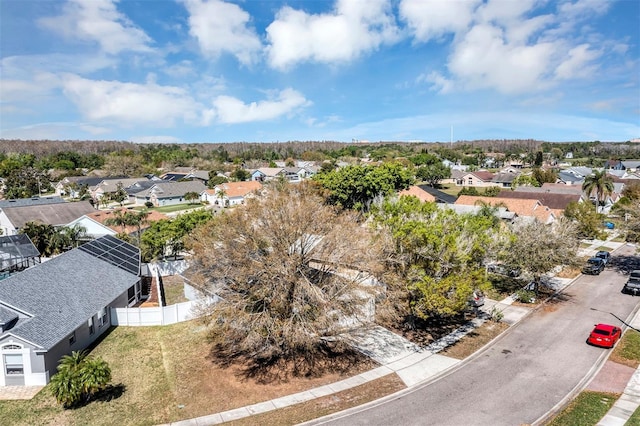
xmin=313 ymin=244 xmax=640 ymax=426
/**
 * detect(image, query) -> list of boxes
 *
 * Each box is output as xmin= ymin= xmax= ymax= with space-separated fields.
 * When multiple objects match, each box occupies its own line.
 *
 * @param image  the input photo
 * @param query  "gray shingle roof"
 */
xmin=1 ymin=201 xmax=96 ymax=230
xmin=0 ymin=196 xmax=65 ymax=208
xmin=147 ymin=181 xmax=207 ymax=199
xmin=0 ymin=305 xmax=18 ymax=326
xmin=0 ymin=237 xmax=140 ymax=350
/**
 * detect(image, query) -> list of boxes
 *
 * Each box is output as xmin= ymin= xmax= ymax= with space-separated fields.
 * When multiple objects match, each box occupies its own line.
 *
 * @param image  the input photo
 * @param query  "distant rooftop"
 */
xmin=0 ymin=196 xmax=65 ymax=209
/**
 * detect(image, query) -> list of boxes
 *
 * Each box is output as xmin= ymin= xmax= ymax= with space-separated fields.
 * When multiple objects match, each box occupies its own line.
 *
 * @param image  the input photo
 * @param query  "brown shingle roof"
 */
xmin=455 ymin=195 xmax=554 ymax=223
xmin=399 ymin=186 xmax=436 ymax=203
xmin=206 ymin=181 xmax=263 ymax=198
xmin=498 ymin=190 xmax=581 ymax=210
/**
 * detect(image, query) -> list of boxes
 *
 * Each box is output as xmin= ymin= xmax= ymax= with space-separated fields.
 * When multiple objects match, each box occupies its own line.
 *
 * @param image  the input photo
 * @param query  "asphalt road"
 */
xmin=315 ymin=244 xmax=640 ymax=426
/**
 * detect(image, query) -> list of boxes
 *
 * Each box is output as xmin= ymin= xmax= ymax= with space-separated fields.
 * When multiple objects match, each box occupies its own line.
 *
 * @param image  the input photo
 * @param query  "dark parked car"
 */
xmin=623 ymin=270 xmax=640 ymax=295
xmin=587 ymin=323 xmax=621 ymax=348
xmin=595 ymin=250 xmax=611 ymax=265
xmin=583 ymin=257 xmax=605 ymax=275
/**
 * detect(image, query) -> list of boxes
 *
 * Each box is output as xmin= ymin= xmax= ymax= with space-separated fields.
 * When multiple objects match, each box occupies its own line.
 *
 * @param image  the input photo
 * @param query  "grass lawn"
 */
xmin=0 ymin=321 xmax=376 ymax=426
xmin=546 ymin=391 xmax=618 ymax=426
xmin=627 ymin=406 xmax=640 ymax=425
xmin=548 ymin=330 xmax=640 ymax=425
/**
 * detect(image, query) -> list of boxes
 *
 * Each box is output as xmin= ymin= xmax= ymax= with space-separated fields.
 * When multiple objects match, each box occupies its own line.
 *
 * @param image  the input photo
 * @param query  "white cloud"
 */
xmin=447 ymin=24 xmax=556 ymax=94
xmin=59 ymin=75 xmax=309 ymax=128
xmin=554 ymin=44 xmax=601 ymax=79
xmin=210 ymin=88 xmax=311 ymax=124
xmin=399 ymin=0 xmax=480 ymax=42
xmin=417 ymin=71 xmax=454 ymax=94
xmin=266 ymin=0 xmax=400 ymax=70
xmin=0 ymin=122 xmax=111 ymax=140
xmin=38 ymin=0 xmax=153 ymax=54
xmin=61 ymin=75 xmax=200 ymax=126
xmin=182 ymin=0 xmax=262 ymax=65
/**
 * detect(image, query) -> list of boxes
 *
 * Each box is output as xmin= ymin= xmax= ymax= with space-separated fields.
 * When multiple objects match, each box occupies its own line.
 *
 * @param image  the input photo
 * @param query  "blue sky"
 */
xmin=1 ymin=0 xmax=638 ymax=143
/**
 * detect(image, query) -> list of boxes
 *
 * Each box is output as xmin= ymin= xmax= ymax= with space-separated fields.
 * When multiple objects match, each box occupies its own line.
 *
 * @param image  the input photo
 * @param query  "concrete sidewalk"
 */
xmin=596 ymin=300 xmax=640 ymax=426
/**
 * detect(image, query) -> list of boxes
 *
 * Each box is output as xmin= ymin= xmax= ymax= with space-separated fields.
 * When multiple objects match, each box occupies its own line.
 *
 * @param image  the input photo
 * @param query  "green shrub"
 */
xmin=516 ymin=289 xmax=536 ymax=303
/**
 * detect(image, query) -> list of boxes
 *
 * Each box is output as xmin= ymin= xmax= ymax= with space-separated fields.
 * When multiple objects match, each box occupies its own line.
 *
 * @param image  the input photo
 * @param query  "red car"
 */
xmin=587 ymin=323 xmax=622 ymax=348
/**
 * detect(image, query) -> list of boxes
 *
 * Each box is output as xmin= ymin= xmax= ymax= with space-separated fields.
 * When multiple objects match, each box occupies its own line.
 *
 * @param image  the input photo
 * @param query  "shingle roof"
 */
xmin=0 ymin=196 xmax=65 ymax=208
xmin=2 ymin=201 xmax=96 ymax=230
xmin=399 ymin=186 xmax=436 ymax=203
xmin=497 ymin=190 xmax=582 ymax=210
xmin=0 ymin=305 xmax=18 ymax=326
xmin=0 ymin=236 xmax=140 ymax=350
xmin=146 ymin=181 xmax=207 ymax=199
xmin=210 ymin=181 xmax=263 ymax=198
xmin=416 ymin=185 xmax=458 ymax=203
xmin=455 ymin=195 xmax=554 ymax=223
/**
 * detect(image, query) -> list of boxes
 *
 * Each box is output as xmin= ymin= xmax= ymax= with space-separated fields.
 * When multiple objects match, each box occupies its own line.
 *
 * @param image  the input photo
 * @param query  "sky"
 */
xmin=1 ymin=0 xmax=639 ymax=144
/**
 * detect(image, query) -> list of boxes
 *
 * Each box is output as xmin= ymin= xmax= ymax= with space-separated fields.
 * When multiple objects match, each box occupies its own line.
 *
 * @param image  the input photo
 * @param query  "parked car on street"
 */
xmin=595 ymin=250 xmax=611 ymax=265
xmin=587 ymin=323 xmax=621 ymax=348
xmin=623 ymin=270 xmax=640 ymax=295
xmin=583 ymin=257 xmax=605 ymax=275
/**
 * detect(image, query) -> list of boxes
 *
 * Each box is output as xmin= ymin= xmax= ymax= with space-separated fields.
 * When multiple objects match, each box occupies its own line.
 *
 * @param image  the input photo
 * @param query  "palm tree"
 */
xmin=49 ymin=350 xmax=111 ymax=408
xmin=582 ymin=170 xmax=614 ymax=213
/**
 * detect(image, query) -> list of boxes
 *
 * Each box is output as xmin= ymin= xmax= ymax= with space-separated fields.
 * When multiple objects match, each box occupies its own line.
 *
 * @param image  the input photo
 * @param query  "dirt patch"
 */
xmin=227 ymin=374 xmax=407 ymax=426
xmin=556 ymin=266 xmax=581 ymax=279
xmin=439 ymin=321 xmax=509 ymax=359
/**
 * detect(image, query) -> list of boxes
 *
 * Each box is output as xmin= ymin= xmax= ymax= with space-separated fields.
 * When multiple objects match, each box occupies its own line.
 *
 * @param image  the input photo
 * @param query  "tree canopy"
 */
xmin=370 ymin=196 xmax=499 ymax=326
xmin=313 ymin=162 xmax=414 ymax=211
xmin=186 ymin=183 xmax=380 ymax=371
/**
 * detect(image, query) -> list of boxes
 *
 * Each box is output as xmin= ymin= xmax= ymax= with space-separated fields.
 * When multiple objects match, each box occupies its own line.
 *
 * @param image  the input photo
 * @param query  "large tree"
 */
xmin=415 ymin=163 xmax=452 ymax=187
xmin=502 ymin=219 xmax=580 ymax=292
xmin=313 ymin=162 xmax=414 ymax=211
xmin=582 ymin=170 xmax=614 ymax=213
xmin=186 ymin=183 xmax=380 ymax=370
xmin=370 ymin=196 xmax=499 ymax=328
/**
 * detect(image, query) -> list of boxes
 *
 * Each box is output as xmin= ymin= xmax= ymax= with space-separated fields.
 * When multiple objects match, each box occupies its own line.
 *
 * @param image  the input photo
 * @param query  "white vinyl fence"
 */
xmin=111 ymin=301 xmax=197 ymax=326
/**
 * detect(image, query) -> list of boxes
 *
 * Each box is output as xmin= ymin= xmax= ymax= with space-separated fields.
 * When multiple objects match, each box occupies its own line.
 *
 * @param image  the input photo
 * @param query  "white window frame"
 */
xmin=88 ymin=316 xmax=95 ymax=335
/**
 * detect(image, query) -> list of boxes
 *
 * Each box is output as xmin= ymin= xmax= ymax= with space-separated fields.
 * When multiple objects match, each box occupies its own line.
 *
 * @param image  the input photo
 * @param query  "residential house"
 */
xmin=603 ymin=160 xmax=640 ymax=171
xmin=55 ymin=177 xmax=104 ymax=198
xmin=497 ymin=190 xmax=582 ymax=216
xmin=455 ymin=171 xmax=496 ymax=187
xmin=251 ymin=168 xmax=284 ymax=182
xmin=0 ymin=199 xmax=95 ymax=236
xmin=283 ymin=167 xmax=305 ymax=182
xmin=455 ymin=195 xmax=556 ymax=224
xmin=201 ymin=181 xmax=263 ymax=207
xmin=160 ymin=169 xmax=209 ymax=183
xmin=91 ymin=178 xmax=144 ymax=201
xmin=0 ymin=235 xmax=142 ymax=386
xmin=130 ymin=181 xmax=206 ymax=207
xmin=491 ymin=171 xmax=520 ymax=188
xmin=67 ymin=209 xmax=169 ymax=239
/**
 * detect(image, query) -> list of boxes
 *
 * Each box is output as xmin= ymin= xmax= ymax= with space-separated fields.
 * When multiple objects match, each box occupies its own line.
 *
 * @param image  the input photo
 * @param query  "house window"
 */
xmin=468 ymin=177 xmax=473 ymax=185
xmin=2 ymin=344 xmax=20 ymax=350
xmin=4 ymin=354 xmax=23 ymax=375
xmin=98 ymin=308 xmax=108 ymax=327
xmin=88 ymin=317 xmax=95 ymax=335
xmin=128 ymin=286 xmax=136 ymax=304
xmin=69 ymin=331 xmax=76 ymax=346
